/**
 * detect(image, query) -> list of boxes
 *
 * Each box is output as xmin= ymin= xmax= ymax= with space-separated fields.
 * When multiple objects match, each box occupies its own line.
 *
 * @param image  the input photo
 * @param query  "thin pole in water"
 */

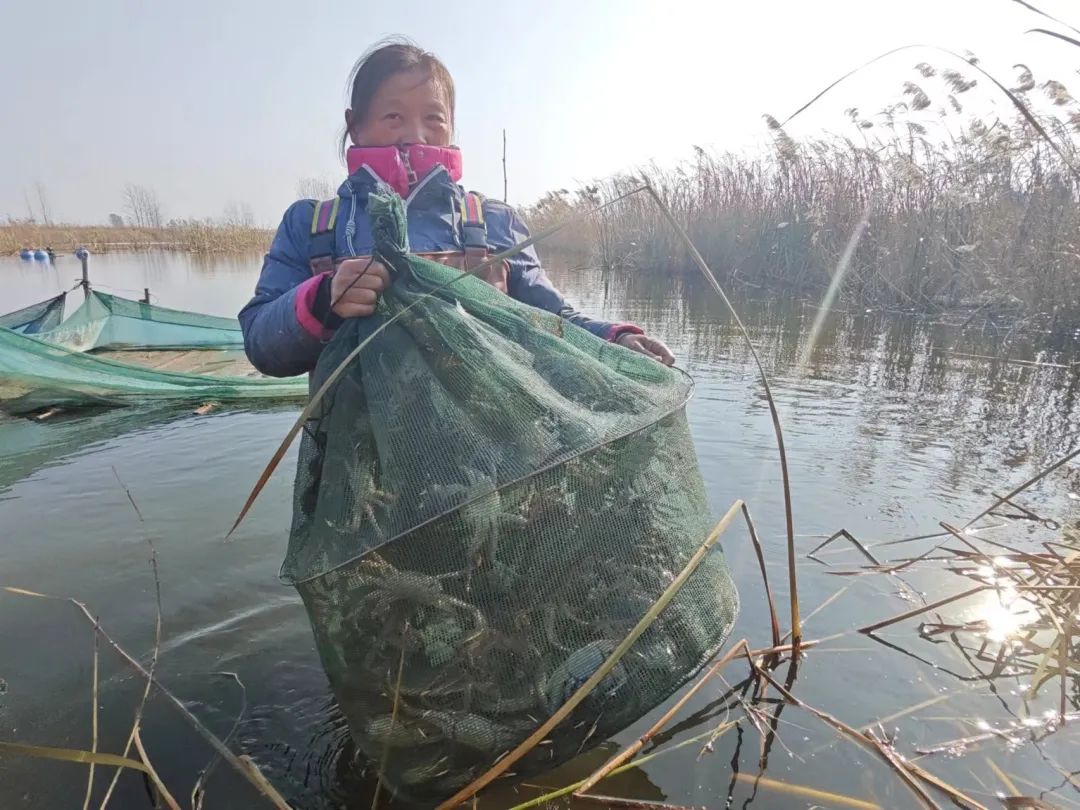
xmin=75 ymin=247 xmax=90 ymax=299
xmin=141 ymin=288 xmax=150 ymax=304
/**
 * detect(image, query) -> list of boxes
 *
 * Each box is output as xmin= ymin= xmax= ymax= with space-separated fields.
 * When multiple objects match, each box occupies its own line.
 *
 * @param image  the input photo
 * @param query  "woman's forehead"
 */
xmin=375 ymin=69 xmax=448 ymax=106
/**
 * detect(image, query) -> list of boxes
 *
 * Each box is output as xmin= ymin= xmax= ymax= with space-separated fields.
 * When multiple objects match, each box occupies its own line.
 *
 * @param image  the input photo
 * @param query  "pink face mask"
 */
xmin=346 ymin=144 xmax=463 ymax=197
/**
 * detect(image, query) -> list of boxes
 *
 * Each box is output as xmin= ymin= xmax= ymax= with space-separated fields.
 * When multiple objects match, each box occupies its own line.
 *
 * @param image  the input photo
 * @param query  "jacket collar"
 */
xmin=340 ymin=144 xmax=462 ymax=197
xmin=338 ymin=163 xmax=459 ymax=210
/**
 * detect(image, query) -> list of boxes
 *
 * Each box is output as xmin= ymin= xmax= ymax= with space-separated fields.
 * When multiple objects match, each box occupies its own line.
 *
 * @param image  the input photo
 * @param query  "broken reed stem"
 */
xmin=741 ymin=504 xmax=782 ymax=650
xmin=964 ymin=446 xmax=1080 ymax=529
xmin=437 ymin=500 xmax=746 ymax=809
xmin=83 ymin=620 xmax=100 ymax=810
xmin=643 ymin=183 xmax=801 ymax=647
xmin=859 ymin=585 xmax=988 ymax=634
xmin=808 ymin=529 xmax=881 ymax=566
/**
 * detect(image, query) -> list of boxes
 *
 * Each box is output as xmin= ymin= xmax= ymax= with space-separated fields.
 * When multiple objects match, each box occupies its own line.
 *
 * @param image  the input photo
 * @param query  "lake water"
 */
xmin=1 ymin=250 xmax=1078 ymax=809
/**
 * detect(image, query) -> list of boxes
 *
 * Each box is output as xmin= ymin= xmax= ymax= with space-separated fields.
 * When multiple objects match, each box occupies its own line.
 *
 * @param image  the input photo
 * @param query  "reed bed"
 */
xmin=525 ymin=68 xmax=1080 ymax=323
xmin=0 ymin=224 xmax=273 ymax=255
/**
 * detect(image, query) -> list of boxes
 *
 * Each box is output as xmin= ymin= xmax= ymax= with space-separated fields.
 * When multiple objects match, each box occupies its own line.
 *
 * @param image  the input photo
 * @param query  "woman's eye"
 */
xmin=426 ymin=115 xmax=447 ymax=126
xmin=384 ymin=112 xmax=401 ymax=122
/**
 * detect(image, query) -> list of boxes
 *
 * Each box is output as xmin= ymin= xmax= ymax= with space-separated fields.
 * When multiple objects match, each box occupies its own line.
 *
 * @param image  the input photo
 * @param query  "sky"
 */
xmin=1 ymin=0 xmax=1077 ymax=227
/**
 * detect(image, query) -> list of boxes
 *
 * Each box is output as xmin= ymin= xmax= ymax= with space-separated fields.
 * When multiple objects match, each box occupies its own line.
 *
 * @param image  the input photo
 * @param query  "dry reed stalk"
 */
xmin=731 ymin=773 xmax=882 ymax=809
xmin=574 ymin=795 xmax=692 ymax=809
xmin=985 ymin=756 xmax=1022 ymax=796
xmin=192 ymin=672 xmax=248 ymax=810
xmin=573 ymin=640 xmax=751 ymax=796
xmin=964 ymin=447 xmax=1080 ymax=529
xmin=808 ymin=529 xmax=882 ymax=565
xmin=371 ymin=645 xmax=407 ymax=810
xmin=0 ymin=741 xmax=151 ymax=771
xmin=436 ymin=500 xmax=746 ymax=809
xmin=1002 ymin=797 xmax=1063 ymax=809
xmin=741 ymin=504 xmax=782 ymax=650
xmin=750 ymin=661 xmax=988 ymax=810
xmin=859 ymin=585 xmax=988 ymax=634
xmin=1013 ymin=0 xmax=1080 ymax=36
xmin=0 ymin=586 xmax=293 ymax=810
xmin=572 ymin=638 xmax=818 ymax=805
xmin=864 ymin=694 xmax=953 ymax=733
xmin=83 ymin=621 xmax=100 ymax=810
xmin=132 ymin=729 xmax=182 ymax=810
xmin=642 ymin=183 xmax=801 ymax=648
xmin=100 ymin=470 xmax=164 ymax=809
xmin=507 ymin=721 xmax=738 ymax=810
xmin=781 ymin=585 xmax=850 ymax=644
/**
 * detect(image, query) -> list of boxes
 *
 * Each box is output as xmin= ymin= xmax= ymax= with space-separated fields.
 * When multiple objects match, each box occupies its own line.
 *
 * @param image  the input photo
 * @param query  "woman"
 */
xmin=239 ymin=40 xmax=673 ymax=376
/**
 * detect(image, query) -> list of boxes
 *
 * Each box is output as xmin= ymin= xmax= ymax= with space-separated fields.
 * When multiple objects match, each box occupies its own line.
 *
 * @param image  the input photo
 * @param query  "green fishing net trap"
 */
xmin=286 ymin=192 xmax=739 ymax=802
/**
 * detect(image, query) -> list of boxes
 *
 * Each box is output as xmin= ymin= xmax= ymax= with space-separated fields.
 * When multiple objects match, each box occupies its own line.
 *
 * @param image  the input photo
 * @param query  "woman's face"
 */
xmin=347 ymin=69 xmax=452 ymax=147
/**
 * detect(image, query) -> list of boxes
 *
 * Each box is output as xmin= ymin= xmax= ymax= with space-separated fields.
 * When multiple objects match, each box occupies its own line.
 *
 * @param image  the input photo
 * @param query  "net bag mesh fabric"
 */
xmin=286 ymin=191 xmax=739 ymax=802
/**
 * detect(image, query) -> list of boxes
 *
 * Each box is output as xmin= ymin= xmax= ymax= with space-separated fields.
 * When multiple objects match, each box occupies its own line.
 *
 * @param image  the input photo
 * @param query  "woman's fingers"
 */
xmin=330 ymin=259 xmax=392 ymax=318
xmin=646 ymin=337 xmax=676 ymax=366
xmin=617 ymin=333 xmax=676 ymax=366
xmin=333 ymin=300 xmax=379 ymax=318
xmin=338 ymin=287 xmax=379 ymax=305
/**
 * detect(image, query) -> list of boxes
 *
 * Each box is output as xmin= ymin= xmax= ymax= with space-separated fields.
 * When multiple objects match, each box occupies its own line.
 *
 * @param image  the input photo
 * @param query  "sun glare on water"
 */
xmin=971 ymin=586 xmax=1039 ymax=643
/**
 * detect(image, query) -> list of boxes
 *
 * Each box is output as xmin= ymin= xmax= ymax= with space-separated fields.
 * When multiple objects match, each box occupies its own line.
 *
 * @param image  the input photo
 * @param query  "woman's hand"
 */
xmin=617 ymin=333 xmax=676 ymax=366
xmin=330 ymin=258 xmax=393 ymax=318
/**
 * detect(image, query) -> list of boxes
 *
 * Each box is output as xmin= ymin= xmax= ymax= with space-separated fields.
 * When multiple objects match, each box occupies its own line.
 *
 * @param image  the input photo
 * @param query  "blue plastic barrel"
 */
xmin=19 ymin=249 xmax=33 ymax=260
xmin=33 ymin=249 xmax=48 ymax=261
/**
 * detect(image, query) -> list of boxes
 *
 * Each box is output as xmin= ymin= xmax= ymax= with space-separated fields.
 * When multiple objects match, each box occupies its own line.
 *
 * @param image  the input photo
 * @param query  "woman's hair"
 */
xmin=340 ymin=38 xmax=456 ymax=158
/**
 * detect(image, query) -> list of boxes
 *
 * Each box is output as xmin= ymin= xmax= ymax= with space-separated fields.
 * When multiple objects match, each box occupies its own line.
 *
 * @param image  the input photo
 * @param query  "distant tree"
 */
xmin=296 ymin=176 xmax=335 ymax=200
xmin=22 ymin=190 xmax=36 ymax=223
xmin=122 ymin=184 xmax=163 ymax=228
xmin=34 ymin=181 xmax=52 ymax=225
xmin=108 ymin=213 xmax=125 ymax=227
xmin=223 ymin=200 xmax=256 ymax=228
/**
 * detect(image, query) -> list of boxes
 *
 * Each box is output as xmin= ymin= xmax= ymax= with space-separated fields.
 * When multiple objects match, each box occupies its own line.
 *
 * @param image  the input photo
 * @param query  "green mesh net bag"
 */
xmin=285 ymin=192 xmax=739 ymax=802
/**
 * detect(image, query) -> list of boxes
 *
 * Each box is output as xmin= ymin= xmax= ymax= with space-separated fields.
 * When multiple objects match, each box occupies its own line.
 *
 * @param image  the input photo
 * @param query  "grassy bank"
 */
xmin=525 ymin=85 xmax=1080 ymax=321
xmin=0 ymin=223 xmax=273 ymax=255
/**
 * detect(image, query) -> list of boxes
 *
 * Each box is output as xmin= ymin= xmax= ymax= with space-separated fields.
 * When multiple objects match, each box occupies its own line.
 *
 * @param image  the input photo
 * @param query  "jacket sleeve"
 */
xmin=239 ymin=200 xmax=335 ymax=377
xmin=502 ymin=207 xmax=640 ymax=342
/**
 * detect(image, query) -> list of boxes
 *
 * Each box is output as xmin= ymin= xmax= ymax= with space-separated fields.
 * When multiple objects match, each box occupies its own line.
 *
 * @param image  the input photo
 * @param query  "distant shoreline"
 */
xmin=1 ymin=224 xmax=273 ymax=255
